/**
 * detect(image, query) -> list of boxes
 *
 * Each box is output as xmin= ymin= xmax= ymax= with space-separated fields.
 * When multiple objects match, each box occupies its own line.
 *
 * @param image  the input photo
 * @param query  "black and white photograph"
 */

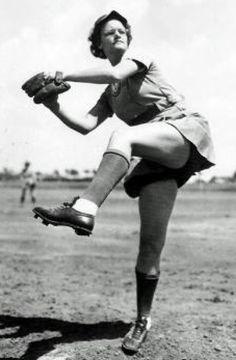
xmin=0 ymin=0 xmax=235 ymax=359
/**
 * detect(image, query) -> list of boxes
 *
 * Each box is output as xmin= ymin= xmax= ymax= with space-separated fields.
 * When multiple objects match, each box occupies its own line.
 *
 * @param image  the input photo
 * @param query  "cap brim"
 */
xmin=94 ymin=10 xmax=128 ymax=27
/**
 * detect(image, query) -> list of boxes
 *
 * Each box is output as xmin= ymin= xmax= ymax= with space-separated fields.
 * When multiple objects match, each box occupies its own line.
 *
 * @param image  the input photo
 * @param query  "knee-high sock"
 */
xmin=136 ymin=268 xmax=160 ymax=319
xmin=81 ymin=149 xmax=130 ymax=207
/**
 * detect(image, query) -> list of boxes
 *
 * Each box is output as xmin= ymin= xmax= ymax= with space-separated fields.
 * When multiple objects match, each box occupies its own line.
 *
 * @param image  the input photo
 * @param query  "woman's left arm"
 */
xmin=62 ymin=59 xmax=140 ymax=84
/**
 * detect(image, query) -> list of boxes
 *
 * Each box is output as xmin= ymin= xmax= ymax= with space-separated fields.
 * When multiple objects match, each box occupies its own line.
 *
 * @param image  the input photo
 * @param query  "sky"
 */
xmin=1 ymin=0 xmax=235 ymax=178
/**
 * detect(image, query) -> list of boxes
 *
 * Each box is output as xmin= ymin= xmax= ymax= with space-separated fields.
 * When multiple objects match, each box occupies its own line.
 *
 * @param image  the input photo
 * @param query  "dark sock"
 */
xmin=136 ymin=268 xmax=160 ymax=319
xmin=81 ymin=149 xmax=130 ymax=207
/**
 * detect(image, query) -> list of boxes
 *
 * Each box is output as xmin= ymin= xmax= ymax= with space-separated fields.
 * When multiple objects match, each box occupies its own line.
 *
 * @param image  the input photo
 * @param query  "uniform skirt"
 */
xmin=124 ymin=103 xmax=215 ymax=198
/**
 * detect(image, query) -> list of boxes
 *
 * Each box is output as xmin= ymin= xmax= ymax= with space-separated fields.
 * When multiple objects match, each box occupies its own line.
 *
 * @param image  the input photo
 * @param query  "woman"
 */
xmin=32 ymin=11 xmax=215 ymax=353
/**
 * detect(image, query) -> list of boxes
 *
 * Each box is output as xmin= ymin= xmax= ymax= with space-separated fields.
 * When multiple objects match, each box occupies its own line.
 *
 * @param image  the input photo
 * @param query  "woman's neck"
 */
xmin=107 ymin=49 xmax=126 ymax=66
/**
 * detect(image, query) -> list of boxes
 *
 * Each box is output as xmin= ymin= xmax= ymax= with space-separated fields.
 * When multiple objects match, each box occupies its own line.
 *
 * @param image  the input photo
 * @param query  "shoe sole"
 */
xmin=122 ymin=331 xmax=148 ymax=354
xmin=32 ymin=209 xmax=92 ymax=236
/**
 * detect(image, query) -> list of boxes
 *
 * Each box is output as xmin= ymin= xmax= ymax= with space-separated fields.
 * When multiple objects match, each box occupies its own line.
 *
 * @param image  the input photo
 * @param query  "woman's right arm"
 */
xmin=44 ymin=96 xmax=111 ymax=135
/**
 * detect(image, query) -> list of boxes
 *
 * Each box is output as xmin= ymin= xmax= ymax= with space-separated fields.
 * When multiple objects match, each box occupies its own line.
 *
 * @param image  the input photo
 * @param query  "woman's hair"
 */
xmin=88 ymin=11 xmax=132 ymax=59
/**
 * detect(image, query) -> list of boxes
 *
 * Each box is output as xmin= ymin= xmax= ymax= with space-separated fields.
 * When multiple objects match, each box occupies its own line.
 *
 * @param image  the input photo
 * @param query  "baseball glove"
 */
xmin=22 ymin=71 xmax=71 ymax=104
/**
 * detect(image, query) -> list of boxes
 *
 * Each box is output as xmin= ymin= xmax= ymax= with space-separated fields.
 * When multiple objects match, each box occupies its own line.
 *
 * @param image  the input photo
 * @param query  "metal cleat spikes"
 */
xmin=75 ymin=229 xmax=90 ymax=236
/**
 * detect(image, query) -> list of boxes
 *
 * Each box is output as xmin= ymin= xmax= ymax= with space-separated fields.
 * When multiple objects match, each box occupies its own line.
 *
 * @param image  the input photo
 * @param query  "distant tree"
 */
xmin=232 ymin=171 xmax=236 ymax=181
xmin=1 ymin=167 xmax=16 ymax=180
xmin=65 ymin=169 xmax=79 ymax=176
xmin=70 ymin=169 xmax=79 ymax=176
xmin=53 ymin=170 xmax=60 ymax=178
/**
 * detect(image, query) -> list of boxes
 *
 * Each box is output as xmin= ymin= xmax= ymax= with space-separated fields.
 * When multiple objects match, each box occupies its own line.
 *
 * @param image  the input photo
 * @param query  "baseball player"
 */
xmin=22 ymin=11 xmax=215 ymax=353
xmin=19 ymin=161 xmax=37 ymax=205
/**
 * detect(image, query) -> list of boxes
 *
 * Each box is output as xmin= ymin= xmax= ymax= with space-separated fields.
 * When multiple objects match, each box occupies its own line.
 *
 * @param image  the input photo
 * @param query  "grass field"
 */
xmin=0 ymin=182 xmax=235 ymax=360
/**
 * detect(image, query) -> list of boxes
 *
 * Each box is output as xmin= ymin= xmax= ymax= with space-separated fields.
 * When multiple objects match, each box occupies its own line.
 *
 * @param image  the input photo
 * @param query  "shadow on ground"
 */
xmin=0 ymin=314 xmax=131 ymax=360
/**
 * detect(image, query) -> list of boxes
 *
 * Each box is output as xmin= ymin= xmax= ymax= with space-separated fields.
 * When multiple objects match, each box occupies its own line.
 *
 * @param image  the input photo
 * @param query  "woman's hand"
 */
xmin=43 ymin=71 xmax=64 ymax=83
xmin=42 ymin=95 xmax=59 ymax=109
xmin=43 ymin=71 xmax=56 ymax=82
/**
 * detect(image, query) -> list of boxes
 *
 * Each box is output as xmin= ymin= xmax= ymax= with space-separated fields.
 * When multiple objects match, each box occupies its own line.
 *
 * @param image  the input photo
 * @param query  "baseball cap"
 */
xmin=94 ymin=10 xmax=128 ymax=28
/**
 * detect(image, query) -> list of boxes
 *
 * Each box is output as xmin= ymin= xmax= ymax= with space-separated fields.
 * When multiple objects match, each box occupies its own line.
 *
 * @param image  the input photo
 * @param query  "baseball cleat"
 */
xmin=122 ymin=316 xmax=151 ymax=354
xmin=32 ymin=201 xmax=94 ymax=236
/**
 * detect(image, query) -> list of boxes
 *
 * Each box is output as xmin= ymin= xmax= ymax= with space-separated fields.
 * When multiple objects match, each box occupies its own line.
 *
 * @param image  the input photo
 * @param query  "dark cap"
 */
xmin=94 ymin=10 xmax=128 ymax=28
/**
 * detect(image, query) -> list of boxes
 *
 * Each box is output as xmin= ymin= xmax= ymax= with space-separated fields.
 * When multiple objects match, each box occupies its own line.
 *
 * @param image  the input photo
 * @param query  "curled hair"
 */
xmin=88 ymin=17 xmax=132 ymax=59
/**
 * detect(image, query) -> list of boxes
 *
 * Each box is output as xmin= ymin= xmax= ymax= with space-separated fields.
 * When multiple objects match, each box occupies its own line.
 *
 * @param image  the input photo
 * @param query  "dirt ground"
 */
xmin=0 ymin=182 xmax=235 ymax=360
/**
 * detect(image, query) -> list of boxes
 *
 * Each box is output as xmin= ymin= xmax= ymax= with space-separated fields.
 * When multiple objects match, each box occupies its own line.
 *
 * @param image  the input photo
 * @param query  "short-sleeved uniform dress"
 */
xmin=94 ymin=50 xmax=215 ymax=198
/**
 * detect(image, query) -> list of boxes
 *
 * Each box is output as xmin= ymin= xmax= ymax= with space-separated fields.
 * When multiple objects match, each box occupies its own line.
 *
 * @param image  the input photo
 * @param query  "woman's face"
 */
xmin=100 ymin=19 xmax=129 ymax=58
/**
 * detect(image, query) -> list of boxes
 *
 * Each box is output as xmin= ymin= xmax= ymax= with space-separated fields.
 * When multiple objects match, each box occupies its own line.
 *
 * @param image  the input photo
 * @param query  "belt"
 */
xmin=131 ymin=105 xmax=161 ymax=126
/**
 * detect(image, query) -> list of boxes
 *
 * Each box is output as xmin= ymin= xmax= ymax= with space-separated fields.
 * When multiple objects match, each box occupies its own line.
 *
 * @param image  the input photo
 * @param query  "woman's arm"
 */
xmin=44 ymin=97 xmax=110 ymax=135
xmin=62 ymin=59 xmax=140 ymax=84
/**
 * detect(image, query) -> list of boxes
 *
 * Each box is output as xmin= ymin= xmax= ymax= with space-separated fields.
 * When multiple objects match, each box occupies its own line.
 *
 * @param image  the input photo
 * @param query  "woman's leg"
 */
xmin=20 ymin=185 xmax=27 ymax=205
xmin=122 ymin=179 xmax=177 ymax=353
xmin=108 ymin=122 xmax=190 ymax=168
xmin=74 ymin=122 xmax=189 ymax=209
xmin=136 ymin=179 xmax=177 ymax=317
xmin=29 ymin=184 xmax=36 ymax=204
xmin=78 ymin=149 xmax=130 ymax=208
xmin=33 ymin=122 xmax=187 ymax=234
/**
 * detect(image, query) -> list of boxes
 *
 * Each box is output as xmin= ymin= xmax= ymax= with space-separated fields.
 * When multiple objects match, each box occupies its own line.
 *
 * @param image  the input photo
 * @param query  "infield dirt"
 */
xmin=0 ymin=183 xmax=235 ymax=359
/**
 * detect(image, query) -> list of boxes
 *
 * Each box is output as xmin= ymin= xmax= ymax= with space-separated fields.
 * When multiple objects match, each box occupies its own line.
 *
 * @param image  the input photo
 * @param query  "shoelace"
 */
xmin=54 ymin=204 xmax=70 ymax=210
xmin=63 ymin=196 xmax=80 ymax=208
xmin=47 ymin=197 xmax=80 ymax=210
xmin=131 ymin=320 xmax=146 ymax=340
